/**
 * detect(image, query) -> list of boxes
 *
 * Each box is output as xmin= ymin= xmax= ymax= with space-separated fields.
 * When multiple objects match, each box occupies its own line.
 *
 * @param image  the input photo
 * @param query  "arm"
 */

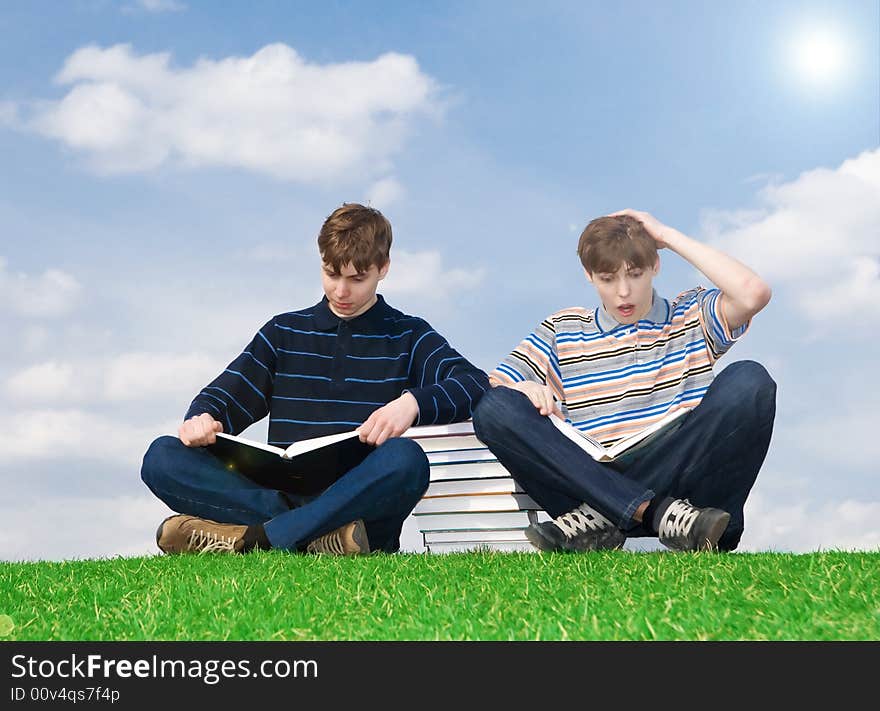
xmin=180 ymin=319 xmax=277 ymax=447
xmin=613 ymin=209 xmax=771 ymax=330
xmin=489 ymin=317 xmax=563 ymax=417
xmin=359 ymin=324 xmax=490 ymax=446
xmin=357 ymin=391 xmax=420 ymax=447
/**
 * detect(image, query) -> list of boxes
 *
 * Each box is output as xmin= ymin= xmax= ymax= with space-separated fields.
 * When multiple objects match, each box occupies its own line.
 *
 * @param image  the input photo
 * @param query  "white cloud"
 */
xmin=366 ymin=177 xmax=405 ymax=208
xmin=777 ymin=409 xmax=880 ymax=472
xmin=0 ymin=409 xmax=177 ymax=466
xmin=21 ymin=326 xmax=51 ymax=353
xmin=0 ymin=101 xmax=18 ymax=126
xmin=103 ymin=351 xmax=218 ymax=402
xmin=6 ymin=361 xmax=84 ymax=403
xmin=702 ymin=148 xmax=880 ymax=325
xmin=800 ymin=256 xmax=880 ymax=322
xmin=125 ymin=0 xmax=187 ymax=13
xmin=5 ymin=351 xmax=219 ymax=406
xmin=242 ymin=242 xmax=311 ymax=264
xmin=20 ymin=43 xmax=438 ymax=182
xmin=0 ymin=495 xmax=172 ymax=561
xmin=383 ymin=250 xmax=485 ymax=299
xmin=0 ymin=257 xmax=82 ymax=318
xmin=741 ymin=493 xmax=880 ymax=552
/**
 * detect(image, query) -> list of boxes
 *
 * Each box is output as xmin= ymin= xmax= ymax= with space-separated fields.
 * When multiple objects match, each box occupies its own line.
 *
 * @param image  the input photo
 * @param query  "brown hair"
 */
xmin=577 ymin=215 xmax=658 ymax=274
xmin=317 ymin=203 xmax=392 ymax=273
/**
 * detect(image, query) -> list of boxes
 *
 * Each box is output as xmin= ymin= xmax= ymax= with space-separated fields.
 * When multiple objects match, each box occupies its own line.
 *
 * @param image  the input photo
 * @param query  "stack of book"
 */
xmin=402 ymin=422 xmax=545 ymax=553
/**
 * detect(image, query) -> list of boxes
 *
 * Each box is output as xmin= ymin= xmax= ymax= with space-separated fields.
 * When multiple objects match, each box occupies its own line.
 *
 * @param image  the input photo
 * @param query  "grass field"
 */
xmin=1 ymin=550 xmax=878 ymax=641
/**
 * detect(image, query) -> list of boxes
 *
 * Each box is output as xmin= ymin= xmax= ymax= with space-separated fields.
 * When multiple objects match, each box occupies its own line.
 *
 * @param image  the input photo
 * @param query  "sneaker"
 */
xmin=525 ymin=503 xmax=626 ymax=552
xmin=305 ymin=520 xmax=370 ymax=556
xmin=657 ymin=498 xmax=731 ymax=552
xmin=156 ymin=515 xmax=249 ymax=554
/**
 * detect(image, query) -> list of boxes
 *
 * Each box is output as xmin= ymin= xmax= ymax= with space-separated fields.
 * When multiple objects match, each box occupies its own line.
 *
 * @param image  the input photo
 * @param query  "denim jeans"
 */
xmin=472 ymin=360 xmax=776 ymax=551
xmin=141 ymin=436 xmax=430 ymax=552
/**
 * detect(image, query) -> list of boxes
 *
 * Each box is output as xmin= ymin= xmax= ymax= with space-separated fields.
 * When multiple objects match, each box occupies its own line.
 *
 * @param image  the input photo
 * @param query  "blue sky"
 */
xmin=0 ymin=0 xmax=878 ymax=559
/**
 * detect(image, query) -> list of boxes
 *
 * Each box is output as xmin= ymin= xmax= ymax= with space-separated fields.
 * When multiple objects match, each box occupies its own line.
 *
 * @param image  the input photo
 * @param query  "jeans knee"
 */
xmin=719 ymin=360 xmax=777 ymax=415
xmin=724 ymin=360 xmax=775 ymax=393
xmin=140 ymin=435 xmax=180 ymax=489
xmin=473 ymin=386 xmax=524 ymax=444
xmin=380 ymin=437 xmax=430 ymax=496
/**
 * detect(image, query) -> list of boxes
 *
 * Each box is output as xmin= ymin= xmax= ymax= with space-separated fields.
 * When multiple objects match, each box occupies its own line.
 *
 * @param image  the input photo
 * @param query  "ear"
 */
xmin=583 ymin=267 xmax=594 ymax=284
xmin=652 ymin=256 xmax=660 ymax=276
xmin=378 ymin=259 xmax=390 ymax=280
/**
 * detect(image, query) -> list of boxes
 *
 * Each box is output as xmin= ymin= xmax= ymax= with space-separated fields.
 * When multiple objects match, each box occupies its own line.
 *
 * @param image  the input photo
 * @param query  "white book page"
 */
xmin=214 ymin=432 xmax=286 ymax=456
xmin=605 ymin=407 xmax=689 ymax=457
xmin=282 ymin=428 xmax=362 ymax=459
xmin=277 ymin=421 xmax=477 ymax=460
xmin=548 ymin=414 xmax=607 ymax=459
xmin=402 ymin=422 xmax=476 ymax=438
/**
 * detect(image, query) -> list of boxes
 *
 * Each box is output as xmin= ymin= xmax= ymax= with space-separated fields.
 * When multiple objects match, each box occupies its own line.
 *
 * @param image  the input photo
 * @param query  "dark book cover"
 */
xmin=207 ymin=435 xmax=375 ymax=495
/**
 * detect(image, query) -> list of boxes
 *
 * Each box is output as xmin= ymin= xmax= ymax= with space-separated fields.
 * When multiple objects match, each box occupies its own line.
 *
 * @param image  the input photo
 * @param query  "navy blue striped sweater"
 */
xmin=185 ymin=295 xmax=490 ymax=447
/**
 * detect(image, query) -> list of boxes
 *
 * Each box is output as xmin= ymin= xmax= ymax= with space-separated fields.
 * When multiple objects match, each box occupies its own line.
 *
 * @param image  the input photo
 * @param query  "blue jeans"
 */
xmin=140 ymin=436 xmax=430 ymax=552
xmin=472 ymin=361 xmax=776 ymax=551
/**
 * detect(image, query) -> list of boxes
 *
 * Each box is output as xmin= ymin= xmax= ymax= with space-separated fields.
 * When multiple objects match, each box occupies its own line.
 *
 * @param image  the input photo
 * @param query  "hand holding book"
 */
xmin=548 ymin=408 xmax=690 ymax=464
xmin=357 ymin=392 xmax=420 ymax=446
xmin=501 ymin=381 xmax=562 ymax=417
xmin=205 ymin=421 xmax=478 ymax=495
xmin=178 ymin=413 xmax=224 ymax=448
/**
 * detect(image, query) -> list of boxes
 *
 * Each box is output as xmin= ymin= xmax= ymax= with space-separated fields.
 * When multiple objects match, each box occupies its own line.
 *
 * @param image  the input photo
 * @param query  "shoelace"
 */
xmin=186 ymin=528 xmax=239 ymax=554
xmin=658 ymin=499 xmax=699 ymax=540
xmin=553 ymin=503 xmax=612 ymax=539
xmin=307 ymin=530 xmax=346 ymax=555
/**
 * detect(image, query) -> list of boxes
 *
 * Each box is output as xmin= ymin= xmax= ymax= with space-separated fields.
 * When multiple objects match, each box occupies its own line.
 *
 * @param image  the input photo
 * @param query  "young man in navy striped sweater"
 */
xmin=141 ymin=204 xmax=489 ymax=556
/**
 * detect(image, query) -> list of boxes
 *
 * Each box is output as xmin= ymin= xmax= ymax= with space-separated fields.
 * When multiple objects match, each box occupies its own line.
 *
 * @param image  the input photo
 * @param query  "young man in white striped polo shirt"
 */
xmin=472 ymin=209 xmax=775 ymax=552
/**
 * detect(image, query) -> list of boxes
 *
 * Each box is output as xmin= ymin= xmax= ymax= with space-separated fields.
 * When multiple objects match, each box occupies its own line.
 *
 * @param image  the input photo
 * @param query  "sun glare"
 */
xmin=790 ymin=28 xmax=848 ymax=86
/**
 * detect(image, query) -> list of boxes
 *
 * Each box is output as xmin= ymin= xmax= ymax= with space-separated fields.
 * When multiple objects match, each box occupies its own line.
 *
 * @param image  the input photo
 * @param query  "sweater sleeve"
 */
xmin=184 ymin=318 xmax=278 ymax=435
xmin=404 ymin=320 xmax=490 ymax=426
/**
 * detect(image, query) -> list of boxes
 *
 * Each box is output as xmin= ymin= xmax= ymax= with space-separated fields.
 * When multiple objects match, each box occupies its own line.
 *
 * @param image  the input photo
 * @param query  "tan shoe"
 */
xmin=305 ymin=520 xmax=370 ymax=555
xmin=156 ymin=515 xmax=249 ymax=554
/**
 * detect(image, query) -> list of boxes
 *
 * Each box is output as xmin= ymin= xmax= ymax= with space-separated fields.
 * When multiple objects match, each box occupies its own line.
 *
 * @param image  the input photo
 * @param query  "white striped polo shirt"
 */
xmin=489 ymin=287 xmax=748 ymax=446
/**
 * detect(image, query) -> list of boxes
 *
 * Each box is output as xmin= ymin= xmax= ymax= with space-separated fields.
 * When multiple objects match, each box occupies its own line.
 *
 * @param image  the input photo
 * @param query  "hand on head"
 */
xmin=608 ymin=208 xmax=670 ymax=249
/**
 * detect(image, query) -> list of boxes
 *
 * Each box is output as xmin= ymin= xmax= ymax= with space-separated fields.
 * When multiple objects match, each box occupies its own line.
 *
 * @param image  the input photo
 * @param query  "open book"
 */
xmin=207 ymin=429 xmax=373 ymax=495
xmin=207 ymin=421 xmax=480 ymax=496
xmin=548 ymin=407 xmax=689 ymax=464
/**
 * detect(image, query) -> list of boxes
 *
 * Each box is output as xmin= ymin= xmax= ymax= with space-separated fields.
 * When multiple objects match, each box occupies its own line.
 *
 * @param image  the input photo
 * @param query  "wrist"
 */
xmin=401 ymin=391 xmax=419 ymax=420
xmin=661 ymin=228 xmax=688 ymax=252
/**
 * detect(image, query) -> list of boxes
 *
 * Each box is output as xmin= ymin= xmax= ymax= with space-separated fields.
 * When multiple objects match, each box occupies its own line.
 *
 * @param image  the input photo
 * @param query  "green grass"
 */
xmin=1 ymin=551 xmax=878 ymax=640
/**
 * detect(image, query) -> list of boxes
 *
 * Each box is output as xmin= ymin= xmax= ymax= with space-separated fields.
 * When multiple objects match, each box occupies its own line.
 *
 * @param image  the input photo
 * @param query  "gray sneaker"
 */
xmin=526 ymin=503 xmax=626 ymax=552
xmin=657 ymin=499 xmax=730 ymax=552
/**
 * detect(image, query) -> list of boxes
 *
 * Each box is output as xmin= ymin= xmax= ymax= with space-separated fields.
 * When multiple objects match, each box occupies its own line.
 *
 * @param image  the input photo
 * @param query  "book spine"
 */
xmin=414 ymin=510 xmax=538 ymax=531
xmin=428 ymin=461 xmax=511 ymax=481
xmin=424 ymin=477 xmax=522 ymax=498
xmin=426 ymin=540 xmax=536 ymax=554
xmin=425 ymin=449 xmax=496 ymax=464
xmin=424 ymin=528 xmax=530 ymax=543
xmin=413 ymin=492 xmax=539 ymax=515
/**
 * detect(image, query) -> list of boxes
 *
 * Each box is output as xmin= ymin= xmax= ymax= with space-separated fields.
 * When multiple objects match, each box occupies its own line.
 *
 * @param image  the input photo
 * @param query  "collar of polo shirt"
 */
xmin=313 ymin=294 xmax=393 ymax=332
xmin=595 ymin=288 xmax=670 ymax=333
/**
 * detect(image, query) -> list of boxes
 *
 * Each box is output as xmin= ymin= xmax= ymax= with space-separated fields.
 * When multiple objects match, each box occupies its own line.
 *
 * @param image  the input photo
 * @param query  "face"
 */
xmin=321 ymin=260 xmax=389 ymax=319
xmin=586 ymin=259 xmax=659 ymax=325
